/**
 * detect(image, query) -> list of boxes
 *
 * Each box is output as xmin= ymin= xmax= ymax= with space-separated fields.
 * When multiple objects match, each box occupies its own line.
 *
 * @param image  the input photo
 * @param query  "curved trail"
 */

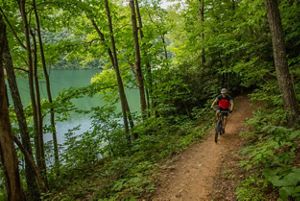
xmin=152 ymin=96 xmax=252 ymax=201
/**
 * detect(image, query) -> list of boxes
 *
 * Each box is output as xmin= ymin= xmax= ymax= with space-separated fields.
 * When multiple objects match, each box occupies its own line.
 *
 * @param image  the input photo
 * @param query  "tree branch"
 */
xmin=89 ymin=18 xmax=115 ymax=67
xmin=0 ymin=7 xmax=27 ymax=49
xmin=14 ymin=67 xmax=29 ymax=73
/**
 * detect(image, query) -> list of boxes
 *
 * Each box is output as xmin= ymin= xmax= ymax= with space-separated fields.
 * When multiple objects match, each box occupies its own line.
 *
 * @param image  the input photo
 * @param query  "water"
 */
xmin=10 ymin=69 xmax=140 ymax=144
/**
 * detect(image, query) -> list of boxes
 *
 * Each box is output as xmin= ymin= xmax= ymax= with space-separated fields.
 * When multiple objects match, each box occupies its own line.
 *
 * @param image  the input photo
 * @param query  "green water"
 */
xmin=12 ymin=69 xmax=140 ymax=143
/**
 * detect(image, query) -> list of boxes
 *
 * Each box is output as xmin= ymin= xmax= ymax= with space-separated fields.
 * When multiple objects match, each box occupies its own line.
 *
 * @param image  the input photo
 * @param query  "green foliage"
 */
xmin=240 ymin=128 xmax=297 ymax=170
xmin=264 ymin=168 xmax=300 ymax=200
xmin=152 ymin=65 xmax=216 ymax=117
xmin=99 ymin=159 xmax=155 ymax=200
xmin=0 ymin=170 xmax=5 ymax=200
xmin=236 ymin=176 xmax=267 ymax=201
xmin=3 ymin=0 xmax=300 ymax=199
xmin=90 ymin=105 xmax=127 ymax=158
xmin=95 ymin=116 xmax=209 ymax=200
xmin=43 ymin=105 xmax=211 ymax=200
xmin=237 ymin=90 xmax=300 ymax=200
xmin=62 ymin=127 xmax=102 ymax=168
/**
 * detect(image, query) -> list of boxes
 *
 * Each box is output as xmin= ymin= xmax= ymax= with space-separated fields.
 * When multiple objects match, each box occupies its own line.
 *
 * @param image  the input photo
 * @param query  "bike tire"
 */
xmin=215 ymin=121 xmax=222 ymax=143
xmin=215 ymin=130 xmax=218 ymax=143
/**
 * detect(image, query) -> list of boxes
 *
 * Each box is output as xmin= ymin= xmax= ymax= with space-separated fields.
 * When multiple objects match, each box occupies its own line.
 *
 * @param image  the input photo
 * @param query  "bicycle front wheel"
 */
xmin=215 ymin=130 xmax=218 ymax=143
xmin=215 ymin=121 xmax=222 ymax=143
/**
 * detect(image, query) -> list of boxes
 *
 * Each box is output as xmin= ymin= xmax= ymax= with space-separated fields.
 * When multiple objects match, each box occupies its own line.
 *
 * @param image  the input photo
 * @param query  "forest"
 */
xmin=0 ymin=0 xmax=299 ymax=200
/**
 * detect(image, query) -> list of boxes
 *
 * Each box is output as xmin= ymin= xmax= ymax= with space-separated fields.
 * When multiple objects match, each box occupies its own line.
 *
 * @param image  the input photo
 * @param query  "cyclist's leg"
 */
xmin=215 ymin=109 xmax=220 ymax=121
xmin=223 ymin=110 xmax=229 ymax=132
xmin=223 ymin=116 xmax=227 ymax=130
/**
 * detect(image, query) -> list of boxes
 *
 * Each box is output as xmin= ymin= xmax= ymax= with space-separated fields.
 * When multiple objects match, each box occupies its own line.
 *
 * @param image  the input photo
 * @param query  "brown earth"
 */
xmin=152 ymin=96 xmax=253 ymax=201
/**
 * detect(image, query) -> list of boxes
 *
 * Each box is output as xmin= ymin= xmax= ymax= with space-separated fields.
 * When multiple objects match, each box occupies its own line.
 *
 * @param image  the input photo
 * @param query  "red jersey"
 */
xmin=217 ymin=95 xmax=232 ymax=110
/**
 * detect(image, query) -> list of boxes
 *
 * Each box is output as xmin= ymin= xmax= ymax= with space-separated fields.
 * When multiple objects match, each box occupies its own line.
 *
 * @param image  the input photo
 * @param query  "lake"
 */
xmin=10 ymin=69 xmax=140 ymax=144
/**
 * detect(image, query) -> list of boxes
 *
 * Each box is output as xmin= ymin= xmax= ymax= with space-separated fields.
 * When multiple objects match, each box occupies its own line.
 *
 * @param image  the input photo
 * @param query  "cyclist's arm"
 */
xmin=230 ymin=100 xmax=234 ymax=111
xmin=211 ymin=98 xmax=218 ymax=108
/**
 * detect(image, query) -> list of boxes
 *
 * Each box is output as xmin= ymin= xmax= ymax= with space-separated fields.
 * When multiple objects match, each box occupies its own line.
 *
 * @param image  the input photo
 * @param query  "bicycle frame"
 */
xmin=215 ymin=111 xmax=228 ymax=143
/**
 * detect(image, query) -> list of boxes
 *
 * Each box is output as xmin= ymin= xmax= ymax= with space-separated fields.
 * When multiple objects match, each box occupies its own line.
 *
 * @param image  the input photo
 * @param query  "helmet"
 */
xmin=221 ymin=88 xmax=228 ymax=94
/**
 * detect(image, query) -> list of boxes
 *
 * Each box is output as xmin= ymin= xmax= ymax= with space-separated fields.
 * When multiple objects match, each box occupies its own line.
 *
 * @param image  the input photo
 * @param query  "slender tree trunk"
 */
xmin=135 ymin=0 xmax=150 ymax=111
xmin=199 ymin=0 xmax=205 ymax=66
xmin=90 ymin=19 xmax=114 ymax=68
xmin=265 ymin=0 xmax=299 ymax=123
xmin=135 ymin=0 xmax=153 ymax=114
xmin=13 ymin=136 xmax=47 ymax=193
xmin=232 ymin=0 xmax=236 ymax=11
xmin=0 ymin=15 xmax=26 ymax=201
xmin=135 ymin=0 xmax=144 ymax=39
xmin=90 ymin=19 xmax=135 ymax=130
xmin=1 ymin=12 xmax=41 ymax=200
xmin=124 ymin=100 xmax=135 ymax=129
xmin=129 ymin=0 xmax=147 ymax=118
xmin=104 ymin=0 xmax=131 ymax=142
xmin=31 ymin=30 xmax=47 ymax=180
xmin=161 ymin=34 xmax=168 ymax=60
xmin=18 ymin=0 xmax=48 ymax=185
xmin=18 ymin=0 xmax=38 ymax=167
xmin=145 ymin=77 xmax=150 ymax=115
xmin=32 ymin=0 xmax=59 ymax=173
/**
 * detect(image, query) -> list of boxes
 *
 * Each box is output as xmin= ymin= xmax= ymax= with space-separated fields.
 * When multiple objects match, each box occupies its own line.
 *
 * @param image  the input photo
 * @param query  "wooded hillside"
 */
xmin=0 ymin=0 xmax=299 ymax=200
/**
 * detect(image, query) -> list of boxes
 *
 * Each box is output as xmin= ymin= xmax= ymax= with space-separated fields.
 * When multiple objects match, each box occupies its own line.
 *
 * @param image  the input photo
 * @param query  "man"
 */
xmin=211 ymin=88 xmax=234 ymax=133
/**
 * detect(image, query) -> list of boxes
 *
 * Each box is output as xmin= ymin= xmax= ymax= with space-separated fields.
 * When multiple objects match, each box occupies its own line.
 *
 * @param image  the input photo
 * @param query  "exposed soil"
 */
xmin=152 ymin=96 xmax=253 ymax=201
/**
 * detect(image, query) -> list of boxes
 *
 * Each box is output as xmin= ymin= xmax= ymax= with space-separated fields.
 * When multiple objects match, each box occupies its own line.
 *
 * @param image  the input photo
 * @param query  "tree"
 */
xmin=129 ymin=0 xmax=147 ymax=118
xmin=0 ymin=14 xmax=26 ymax=201
xmin=104 ymin=0 xmax=132 ymax=142
xmin=32 ymin=0 xmax=60 ymax=173
xmin=18 ymin=0 xmax=48 ymax=184
xmin=265 ymin=0 xmax=299 ymax=123
xmin=31 ymin=27 xmax=47 ymax=176
xmin=134 ymin=0 xmax=153 ymax=113
xmin=199 ymin=0 xmax=205 ymax=66
xmin=1 ymin=14 xmax=42 ymax=201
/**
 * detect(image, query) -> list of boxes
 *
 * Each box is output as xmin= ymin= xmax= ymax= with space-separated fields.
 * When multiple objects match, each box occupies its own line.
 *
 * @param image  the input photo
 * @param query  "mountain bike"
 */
xmin=214 ymin=110 xmax=229 ymax=143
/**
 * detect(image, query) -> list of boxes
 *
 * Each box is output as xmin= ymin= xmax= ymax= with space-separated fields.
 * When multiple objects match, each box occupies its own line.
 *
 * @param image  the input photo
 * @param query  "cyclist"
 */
xmin=211 ymin=88 xmax=234 ymax=133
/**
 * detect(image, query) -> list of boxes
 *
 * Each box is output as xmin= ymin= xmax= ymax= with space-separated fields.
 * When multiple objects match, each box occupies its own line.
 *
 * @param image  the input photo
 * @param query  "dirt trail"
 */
xmin=152 ymin=96 xmax=253 ymax=201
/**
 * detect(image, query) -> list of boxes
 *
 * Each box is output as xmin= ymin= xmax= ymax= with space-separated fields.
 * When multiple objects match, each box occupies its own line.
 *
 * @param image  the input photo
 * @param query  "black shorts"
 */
xmin=218 ymin=108 xmax=230 ymax=116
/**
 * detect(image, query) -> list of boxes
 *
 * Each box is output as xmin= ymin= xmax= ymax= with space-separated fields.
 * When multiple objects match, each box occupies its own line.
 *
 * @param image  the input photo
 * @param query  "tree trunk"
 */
xmin=90 ymin=19 xmax=135 ymax=130
xmin=32 ymin=0 xmax=59 ymax=173
xmin=265 ymin=0 xmax=299 ymax=123
xmin=104 ymin=0 xmax=131 ymax=142
xmin=129 ymin=0 xmax=147 ymax=119
xmin=13 ymin=136 xmax=47 ymax=193
xmin=199 ymin=0 xmax=205 ymax=66
xmin=31 ymin=30 xmax=47 ymax=180
xmin=135 ymin=0 xmax=153 ymax=114
xmin=1 ymin=11 xmax=41 ymax=200
xmin=160 ymin=34 xmax=168 ymax=61
xmin=0 ymin=15 xmax=26 ymax=201
xmin=135 ymin=0 xmax=144 ymax=39
xmin=232 ymin=0 xmax=236 ymax=10
xmin=18 ymin=0 xmax=48 ymax=185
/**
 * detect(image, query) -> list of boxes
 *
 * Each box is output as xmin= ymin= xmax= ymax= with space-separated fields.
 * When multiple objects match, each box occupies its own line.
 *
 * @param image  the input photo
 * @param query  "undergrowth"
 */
xmin=236 ymin=89 xmax=300 ymax=201
xmin=42 ymin=107 xmax=212 ymax=201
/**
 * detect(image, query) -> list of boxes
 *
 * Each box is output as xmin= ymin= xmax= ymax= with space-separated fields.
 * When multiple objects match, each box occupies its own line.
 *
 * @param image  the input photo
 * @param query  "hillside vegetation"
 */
xmin=0 ymin=0 xmax=299 ymax=200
